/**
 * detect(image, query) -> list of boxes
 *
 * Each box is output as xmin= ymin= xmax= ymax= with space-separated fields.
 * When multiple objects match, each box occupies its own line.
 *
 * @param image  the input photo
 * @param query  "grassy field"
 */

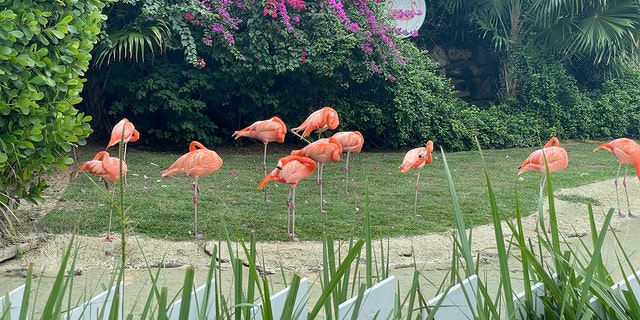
xmin=37 ymin=139 xmax=618 ymax=241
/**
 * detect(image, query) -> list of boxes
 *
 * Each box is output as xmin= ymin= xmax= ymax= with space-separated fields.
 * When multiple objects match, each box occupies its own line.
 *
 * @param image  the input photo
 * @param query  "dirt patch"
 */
xmin=1 ymin=166 xmax=638 ymax=277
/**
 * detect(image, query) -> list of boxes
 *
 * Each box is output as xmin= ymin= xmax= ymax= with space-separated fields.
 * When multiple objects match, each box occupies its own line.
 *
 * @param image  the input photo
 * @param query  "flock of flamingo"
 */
xmin=75 ymin=107 xmax=640 ymax=241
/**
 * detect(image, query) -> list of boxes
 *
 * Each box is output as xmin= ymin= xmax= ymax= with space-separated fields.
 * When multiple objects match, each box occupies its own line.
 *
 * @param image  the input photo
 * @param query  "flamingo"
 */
xmin=76 ymin=151 xmax=128 ymax=242
xmin=518 ymin=137 xmax=569 ymax=232
xmin=291 ymin=107 xmax=339 ymax=142
xmin=106 ymin=118 xmax=139 ymax=186
xmin=593 ymin=138 xmax=640 ymax=217
xmin=291 ymin=137 xmax=342 ymax=213
xmin=232 ymin=116 xmax=287 ymax=201
xmin=161 ymin=141 xmax=223 ymax=237
xmin=399 ymin=141 xmax=434 ymax=217
xmin=332 ymin=131 xmax=364 ymax=193
xmin=258 ymin=155 xmax=317 ymax=240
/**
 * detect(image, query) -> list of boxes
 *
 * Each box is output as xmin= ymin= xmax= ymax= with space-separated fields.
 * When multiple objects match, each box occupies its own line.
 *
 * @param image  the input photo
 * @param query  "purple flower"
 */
xmin=211 ymin=23 xmax=224 ymax=33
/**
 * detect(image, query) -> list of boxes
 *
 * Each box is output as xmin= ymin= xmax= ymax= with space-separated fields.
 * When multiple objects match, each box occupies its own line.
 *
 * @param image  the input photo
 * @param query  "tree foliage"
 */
xmin=438 ymin=0 xmax=640 ymax=99
xmin=0 ymin=0 xmax=104 ymax=213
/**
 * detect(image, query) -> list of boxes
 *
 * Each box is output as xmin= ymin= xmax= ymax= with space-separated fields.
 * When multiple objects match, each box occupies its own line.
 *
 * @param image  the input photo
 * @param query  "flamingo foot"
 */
xmin=413 ymin=213 xmax=421 ymax=217
xmin=194 ymin=232 xmax=204 ymax=239
xmin=103 ymin=235 xmax=114 ymax=242
xmin=288 ymin=233 xmax=300 ymax=241
xmin=629 ymin=212 xmax=636 ymax=218
xmin=321 ymin=209 xmax=328 ymax=214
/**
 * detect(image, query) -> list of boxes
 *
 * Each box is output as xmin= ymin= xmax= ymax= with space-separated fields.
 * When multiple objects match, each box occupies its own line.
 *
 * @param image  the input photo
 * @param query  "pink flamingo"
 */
xmin=291 ymin=137 xmax=342 ymax=213
xmin=161 ymin=141 xmax=223 ymax=237
xmin=76 ymin=151 xmax=128 ymax=242
xmin=399 ymin=141 xmax=434 ymax=217
xmin=332 ymin=131 xmax=364 ymax=193
xmin=258 ymin=155 xmax=317 ymax=240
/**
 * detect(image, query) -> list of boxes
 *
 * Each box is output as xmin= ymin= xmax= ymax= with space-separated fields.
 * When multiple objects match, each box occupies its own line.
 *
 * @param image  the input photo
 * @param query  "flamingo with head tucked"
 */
xmin=332 ymin=131 xmax=364 ymax=193
xmin=593 ymin=138 xmax=640 ymax=217
xmin=161 ymin=141 xmax=223 ymax=238
xmin=76 ymin=151 xmax=127 ymax=242
xmin=519 ymin=137 xmax=568 ymax=232
xmin=291 ymin=107 xmax=339 ymax=142
xmin=399 ymin=141 xmax=434 ymax=217
xmin=291 ymin=137 xmax=342 ymax=213
xmin=107 ymin=118 xmax=139 ymax=185
xmin=258 ymin=155 xmax=317 ymax=240
xmin=233 ymin=116 xmax=287 ymax=201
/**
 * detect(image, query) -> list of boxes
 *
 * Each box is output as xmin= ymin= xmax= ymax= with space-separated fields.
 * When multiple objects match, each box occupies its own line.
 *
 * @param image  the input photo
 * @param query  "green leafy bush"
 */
xmin=0 ymin=0 xmax=103 ymax=212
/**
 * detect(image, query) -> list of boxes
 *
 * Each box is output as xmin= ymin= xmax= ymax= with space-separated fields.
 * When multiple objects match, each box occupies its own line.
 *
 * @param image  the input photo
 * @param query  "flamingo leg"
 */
xmin=613 ymin=163 xmax=627 ymax=217
xmin=413 ymin=168 xmax=421 ymax=217
xmin=286 ymin=186 xmax=293 ymax=237
xmin=105 ymin=187 xmax=115 ymax=242
xmin=123 ymin=142 xmax=129 ymax=187
xmin=319 ymin=163 xmax=326 ymax=213
xmin=193 ymin=178 xmax=202 ymax=238
xmin=290 ymin=129 xmax=312 ymax=144
xmin=344 ymin=151 xmax=351 ymax=193
xmin=291 ymin=186 xmax=299 ymax=241
xmin=263 ymin=143 xmax=269 ymax=202
xmin=622 ymin=164 xmax=633 ymax=217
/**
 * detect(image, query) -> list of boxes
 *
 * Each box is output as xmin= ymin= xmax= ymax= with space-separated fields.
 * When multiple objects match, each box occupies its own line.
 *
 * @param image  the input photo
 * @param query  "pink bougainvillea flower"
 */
xmin=230 ymin=170 xmax=237 ymax=177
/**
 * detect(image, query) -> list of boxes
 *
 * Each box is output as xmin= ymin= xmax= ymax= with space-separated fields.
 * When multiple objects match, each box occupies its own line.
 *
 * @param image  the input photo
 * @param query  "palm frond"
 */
xmin=93 ymin=19 xmax=172 ymax=68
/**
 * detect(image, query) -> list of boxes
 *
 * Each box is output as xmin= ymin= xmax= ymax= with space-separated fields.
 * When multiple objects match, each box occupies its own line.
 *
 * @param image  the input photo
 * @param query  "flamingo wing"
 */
xmin=399 ymin=147 xmax=427 ymax=172
xmin=292 ymin=138 xmax=342 ymax=163
xmin=107 ymin=118 xmax=138 ymax=148
xmin=333 ymin=131 xmax=364 ymax=153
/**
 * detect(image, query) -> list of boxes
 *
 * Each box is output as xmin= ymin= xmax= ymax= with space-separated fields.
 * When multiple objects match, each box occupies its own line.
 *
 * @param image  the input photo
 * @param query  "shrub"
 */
xmin=0 ymin=1 xmax=103 ymax=216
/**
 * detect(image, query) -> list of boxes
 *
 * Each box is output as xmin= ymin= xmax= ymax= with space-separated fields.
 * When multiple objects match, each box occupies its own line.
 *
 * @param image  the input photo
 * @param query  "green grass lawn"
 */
xmin=37 ymin=140 xmax=619 ymax=241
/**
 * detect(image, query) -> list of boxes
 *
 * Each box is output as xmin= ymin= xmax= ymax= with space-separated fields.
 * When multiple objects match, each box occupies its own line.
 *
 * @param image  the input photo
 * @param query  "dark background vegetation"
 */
xmin=79 ymin=0 xmax=640 ymax=153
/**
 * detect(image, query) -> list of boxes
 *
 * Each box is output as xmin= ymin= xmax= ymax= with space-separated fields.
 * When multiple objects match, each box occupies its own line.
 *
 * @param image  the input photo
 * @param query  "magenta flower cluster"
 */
xmin=179 ymin=0 xmax=417 ymax=79
xmin=387 ymin=8 xmax=423 ymax=21
xmin=185 ymin=0 xmax=244 ymax=50
xmin=264 ymin=0 xmax=305 ymax=31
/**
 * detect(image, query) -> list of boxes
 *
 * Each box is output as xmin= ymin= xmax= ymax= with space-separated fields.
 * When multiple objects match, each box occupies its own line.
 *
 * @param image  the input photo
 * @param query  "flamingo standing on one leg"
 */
xmin=593 ymin=138 xmax=640 ymax=217
xmin=76 ymin=151 xmax=128 ymax=242
xmin=161 ymin=141 xmax=223 ymax=238
xmin=232 ymin=116 xmax=287 ymax=201
xmin=291 ymin=137 xmax=342 ymax=213
xmin=258 ymin=155 xmax=317 ymax=240
xmin=106 ymin=118 xmax=139 ymax=186
xmin=332 ymin=131 xmax=364 ymax=193
xmin=291 ymin=107 xmax=339 ymax=142
xmin=518 ymin=137 xmax=568 ymax=232
xmin=399 ymin=141 xmax=434 ymax=217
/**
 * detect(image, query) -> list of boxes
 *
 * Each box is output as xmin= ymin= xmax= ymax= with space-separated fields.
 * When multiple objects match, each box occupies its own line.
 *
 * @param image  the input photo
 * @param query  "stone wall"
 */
xmin=427 ymin=44 xmax=499 ymax=107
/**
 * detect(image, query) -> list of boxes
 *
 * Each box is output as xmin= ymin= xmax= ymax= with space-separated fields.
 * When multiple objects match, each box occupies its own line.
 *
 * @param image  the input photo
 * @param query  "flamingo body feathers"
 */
xmin=107 ymin=118 xmax=140 ymax=149
xmin=258 ymin=155 xmax=317 ymax=189
xmin=232 ymin=116 xmax=287 ymax=144
xmin=594 ymin=138 xmax=640 ymax=180
xmin=332 ymin=131 xmax=364 ymax=154
xmin=518 ymin=137 xmax=568 ymax=175
xmin=76 ymin=151 xmax=127 ymax=184
xmin=399 ymin=141 xmax=434 ymax=173
xmin=161 ymin=141 xmax=223 ymax=178
xmin=291 ymin=107 xmax=339 ymax=138
xmin=290 ymin=137 xmax=343 ymax=163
